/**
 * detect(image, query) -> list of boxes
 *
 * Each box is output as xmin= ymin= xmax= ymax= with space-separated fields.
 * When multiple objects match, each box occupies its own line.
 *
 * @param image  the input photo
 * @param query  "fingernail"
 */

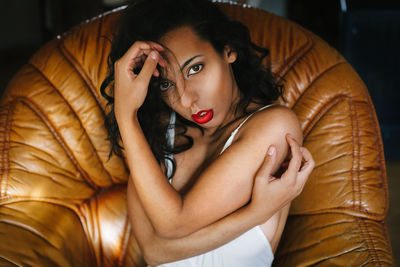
xmin=268 ymin=146 xmax=276 ymax=156
xmin=150 ymin=51 xmax=157 ymax=60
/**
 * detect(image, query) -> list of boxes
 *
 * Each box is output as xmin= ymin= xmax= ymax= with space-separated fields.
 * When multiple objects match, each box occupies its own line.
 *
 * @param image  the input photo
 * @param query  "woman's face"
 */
xmin=158 ymin=26 xmax=240 ymax=132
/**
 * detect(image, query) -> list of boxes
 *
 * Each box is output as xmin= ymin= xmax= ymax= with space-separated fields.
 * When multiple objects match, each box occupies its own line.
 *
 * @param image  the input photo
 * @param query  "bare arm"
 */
xmin=128 ymin=179 xmax=259 ymax=265
xmin=128 ymin=139 xmax=314 ymax=265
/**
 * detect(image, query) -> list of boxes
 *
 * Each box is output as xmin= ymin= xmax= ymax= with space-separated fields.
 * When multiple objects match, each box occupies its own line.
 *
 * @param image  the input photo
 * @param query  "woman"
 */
xmin=100 ymin=0 xmax=314 ymax=266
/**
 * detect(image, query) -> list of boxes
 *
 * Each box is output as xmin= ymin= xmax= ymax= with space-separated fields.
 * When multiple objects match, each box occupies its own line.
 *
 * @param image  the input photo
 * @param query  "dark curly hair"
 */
xmin=100 ymin=0 xmax=283 ymax=179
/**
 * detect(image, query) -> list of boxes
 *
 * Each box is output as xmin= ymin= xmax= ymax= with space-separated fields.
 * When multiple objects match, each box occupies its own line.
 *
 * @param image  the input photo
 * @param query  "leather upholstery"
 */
xmin=0 ymin=3 xmax=394 ymax=266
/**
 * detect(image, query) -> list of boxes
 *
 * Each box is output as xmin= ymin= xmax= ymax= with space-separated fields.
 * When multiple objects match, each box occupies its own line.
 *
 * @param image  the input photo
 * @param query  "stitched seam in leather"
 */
xmin=97 ymin=197 xmax=106 ymax=267
xmin=57 ymin=38 xmax=118 ymax=185
xmin=298 ymin=243 xmax=362 ymax=265
xmin=349 ymin=99 xmax=358 ymax=213
xmin=382 ymin=222 xmax=393 ymax=261
xmin=344 ymin=102 xmax=385 ymax=218
xmin=17 ymin=96 xmax=98 ymax=190
xmin=356 ymin=103 xmax=363 ymax=213
xmin=78 ymin=200 xmax=97 ymax=266
xmin=274 ymin=31 xmax=314 ymax=81
xmin=96 ymin=16 xmax=106 ymax=65
xmin=58 ymin=31 xmax=105 ymax=115
xmin=0 ymin=257 xmax=18 ymax=265
xmin=0 ymin=197 xmax=83 ymax=212
xmin=76 ymin=200 xmax=101 ymax=266
xmin=29 ymin=62 xmax=114 ymax=187
xmin=299 ymin=96 xmax=386 ymax=218
xmin=302 ymin=95 xmax=347 ymax=138
xmin=118 ymin=218 xmax=132 ymax=266
xmin=299 ymin=206 xmax=385 ymax=219
xmin=365 ymin=91 xmax=388 ymax=217
xmin=357 ymin=217 xmax=380 ymax=266
xmin=352 ymin=100 xmax=363 ymax=212
xmin=1 ymin=217 xmax=64 ymax=247
xmin=292 ymin=61 xmax=347 ymax=112
xmin=0 ymin=103 xmax=13 ymax=197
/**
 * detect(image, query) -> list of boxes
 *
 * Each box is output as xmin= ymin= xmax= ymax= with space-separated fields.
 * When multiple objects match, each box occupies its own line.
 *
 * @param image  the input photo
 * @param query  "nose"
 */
xmin=178 ymin=83 xmax=197 ymax=109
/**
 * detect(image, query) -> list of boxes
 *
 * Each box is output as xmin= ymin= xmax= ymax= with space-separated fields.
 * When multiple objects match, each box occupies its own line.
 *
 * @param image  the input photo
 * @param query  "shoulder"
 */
xmin=252 ymin=105 xmax=299 ymax=123
xmin=239 ymin=105 xmax=303 ymax=149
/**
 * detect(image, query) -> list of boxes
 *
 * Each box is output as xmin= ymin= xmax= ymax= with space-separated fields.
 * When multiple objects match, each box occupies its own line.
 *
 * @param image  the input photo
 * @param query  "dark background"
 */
xmin=0 ymin=0 xmax=399 ymax=263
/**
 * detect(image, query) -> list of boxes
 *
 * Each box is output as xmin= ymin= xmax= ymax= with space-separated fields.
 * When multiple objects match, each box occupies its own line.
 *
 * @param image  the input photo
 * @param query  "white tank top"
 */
xmin=158 ymin=105 xmax=274 ymax=267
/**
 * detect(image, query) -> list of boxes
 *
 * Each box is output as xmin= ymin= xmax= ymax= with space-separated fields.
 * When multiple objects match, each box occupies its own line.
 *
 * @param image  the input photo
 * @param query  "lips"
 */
xmin=191 ymin=109 xmax=214 ymax=124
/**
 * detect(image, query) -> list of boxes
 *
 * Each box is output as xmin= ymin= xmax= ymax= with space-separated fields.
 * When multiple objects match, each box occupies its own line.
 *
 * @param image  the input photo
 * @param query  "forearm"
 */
xmin=127 ymin=180 xmax=263 ymax=266
xmin=148 ymin=207 xmax=258 ymax=265
xmin=119 ymin=116 xmax=184 ymax=236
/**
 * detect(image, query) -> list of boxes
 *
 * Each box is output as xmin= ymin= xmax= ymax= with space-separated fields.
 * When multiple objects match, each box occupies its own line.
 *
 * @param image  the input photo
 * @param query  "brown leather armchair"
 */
xmin=0 ymin=3 xmax=394 ymax=266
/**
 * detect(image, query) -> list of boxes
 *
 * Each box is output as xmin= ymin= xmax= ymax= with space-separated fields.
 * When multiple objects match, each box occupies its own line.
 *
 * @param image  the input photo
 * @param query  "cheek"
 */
xmin=214 ymin=65 xmax=234 ymax=99
xmin=202 ymin=66 xmax=227 ymax=96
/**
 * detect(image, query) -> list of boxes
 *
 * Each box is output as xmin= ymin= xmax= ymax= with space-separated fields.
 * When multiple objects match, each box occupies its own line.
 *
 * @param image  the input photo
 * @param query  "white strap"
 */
xmin=220 ymin=104 xmax=274 ymax=154
xmin=165 ymin=111 xmax=176 ymax=179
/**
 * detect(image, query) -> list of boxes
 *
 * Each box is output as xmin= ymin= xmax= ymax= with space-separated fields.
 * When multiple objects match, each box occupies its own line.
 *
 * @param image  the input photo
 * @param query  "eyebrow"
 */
xmin=180 ymin=55 xmax=203 ymax=71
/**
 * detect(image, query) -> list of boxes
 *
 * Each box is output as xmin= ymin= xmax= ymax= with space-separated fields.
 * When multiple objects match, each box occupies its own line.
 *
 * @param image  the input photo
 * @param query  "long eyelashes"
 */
xmin=160 ymin=79 xmax=175 ymax=91
xmin=187 ymin=63 xmax=203 ymax=76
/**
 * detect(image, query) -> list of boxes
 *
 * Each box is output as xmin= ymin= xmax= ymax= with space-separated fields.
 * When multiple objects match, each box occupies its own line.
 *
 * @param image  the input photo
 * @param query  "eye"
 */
xmin=188 ymin=64 xmax=203 ymax=76
xmin=160 ymin=80 xmax=174 ymax=91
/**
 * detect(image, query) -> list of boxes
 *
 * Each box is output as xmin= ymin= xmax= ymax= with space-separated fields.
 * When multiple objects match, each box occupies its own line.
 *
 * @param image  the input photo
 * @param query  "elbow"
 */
xmin=143 ymin=249 xmax=161 ymax=267
xmin=140 ymin=241 xmax=165 ymax=266
xmin=151 ymin=212 xmax=193 ymax=239
xmin=141 ymin=239 xmax=177 ymax=266
xmin=143 ymin=253 xmax=162 ymax=266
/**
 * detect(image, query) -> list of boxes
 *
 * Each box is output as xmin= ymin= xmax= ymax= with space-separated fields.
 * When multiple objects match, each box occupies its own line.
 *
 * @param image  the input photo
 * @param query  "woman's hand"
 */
xmin=249 ymin=134 xmax=315 ymax=224
xmin=113 ymin=41 xmax=166 ymax=124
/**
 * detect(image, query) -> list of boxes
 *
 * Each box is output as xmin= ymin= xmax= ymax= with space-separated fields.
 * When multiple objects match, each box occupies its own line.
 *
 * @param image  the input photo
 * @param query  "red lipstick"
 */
xmin=191 ymin=109 xmax=214 ymax=124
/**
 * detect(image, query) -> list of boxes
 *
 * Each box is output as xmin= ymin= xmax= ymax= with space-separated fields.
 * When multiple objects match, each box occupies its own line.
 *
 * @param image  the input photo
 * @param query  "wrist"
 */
xmin=247 ymin=199 xmax=279 ymax=226
xmin=242 ymin=204 xmax=265 ymax=227
xmin=116 ymin=113 xmax=142 ymax=145
xmin=115 ymin=108 xmax=139 ymax=127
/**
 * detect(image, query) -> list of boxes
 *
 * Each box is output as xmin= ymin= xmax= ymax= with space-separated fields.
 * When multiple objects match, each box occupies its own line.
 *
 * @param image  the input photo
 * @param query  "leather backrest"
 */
xmin=0 ymin=3 xmax=389 ymax=266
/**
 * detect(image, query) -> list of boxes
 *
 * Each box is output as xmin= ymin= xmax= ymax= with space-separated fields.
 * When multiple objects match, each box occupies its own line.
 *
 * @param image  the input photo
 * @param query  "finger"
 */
xmin=298 ymin=147 xmax=315 ymax=179
xmin=292 ymin=147 xmax=314 ymax=193
xmin=130 ymin=51 xmax=164 ymax=77
xmin=148 ymin=41 xmax=165 ymax=52
xmin=131 ymin=47 xmax=166 ymax=71
xmin=268 ymin=176 xmax=278 ymax=182
xmin=126 ymin=48 xmax=152 ymax=76
xmin=285 ymin=134 xmax=302 ymax=174
xmin=122 ymin=42 xmax=153 ymax=63
xmin=120 ymin=42 xmax=165 ymax=72
xmin=255 ymin=145 xmax=277 ymax=180
xmin=120 ymin=42 xmax=167 ymax=71
xmin=300 ymin=147 xmax=313 ymax=169
xmin=135 ymin=50 xmax=160 ymax=85
xmin=147 ymin=42 xmax=168 ymax=67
